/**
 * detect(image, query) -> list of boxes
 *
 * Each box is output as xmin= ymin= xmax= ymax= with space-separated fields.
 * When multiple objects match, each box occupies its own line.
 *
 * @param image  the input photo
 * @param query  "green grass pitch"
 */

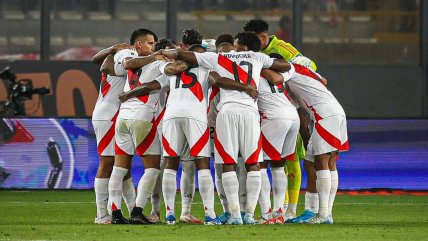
xmin=0 ymin=191 xmax=427 ymax=241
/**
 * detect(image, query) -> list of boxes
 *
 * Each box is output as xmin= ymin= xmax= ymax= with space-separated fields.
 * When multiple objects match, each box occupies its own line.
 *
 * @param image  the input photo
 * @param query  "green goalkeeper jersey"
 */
xmin=262 ymin=35 xmax=317 ymax=71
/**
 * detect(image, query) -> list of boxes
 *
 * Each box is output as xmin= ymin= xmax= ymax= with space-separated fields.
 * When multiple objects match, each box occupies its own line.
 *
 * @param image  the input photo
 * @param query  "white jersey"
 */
xmin=195 ymin=51 xmax=273 ymax=114
xmin=118 ymin=60 xmax=165 ymax=121
xmin=92 ymin=73 xmax=125 ymax=121
xmin=157 ymin=64 xmax=211 ymax=123
xmin=284 ymin=64 xmax=346 ymax=121
xmin=258 ymin=75 xmax=298 ymax=120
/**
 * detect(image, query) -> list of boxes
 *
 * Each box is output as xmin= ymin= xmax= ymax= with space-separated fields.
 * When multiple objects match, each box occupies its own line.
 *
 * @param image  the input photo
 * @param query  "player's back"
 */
xmin=195 ymin=51 xmax=273 ymax=114
xmin=92 ymin=73 xmax=126 ymax=120
xmin=286 ymin=64 xmax=345 ymax=119
xmin=258 ymin=75 xmax=298 ymax=120
xmin=119 ymin=60 xmax=165 ymax=120
xmin=163 ymin=66 xmax=211 ymax=123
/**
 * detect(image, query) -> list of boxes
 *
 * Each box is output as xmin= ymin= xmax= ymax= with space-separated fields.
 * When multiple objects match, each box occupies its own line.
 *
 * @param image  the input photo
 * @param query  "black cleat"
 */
xmin=111 ymin=210 xmax=129 ymax=224
xmin=129 ymin=207 xmax=154 ymax=225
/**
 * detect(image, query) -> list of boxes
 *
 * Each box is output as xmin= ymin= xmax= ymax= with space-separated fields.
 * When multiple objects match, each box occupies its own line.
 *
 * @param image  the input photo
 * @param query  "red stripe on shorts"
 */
xmin=162 ymin=135 xmax=178 ymax=157
xmin=115 ymin=143 xmax=128 ymax=155
xmin=190 ymin=127 xmax=210 ymax=157
xmin=135 ymin=120 xmax=157 ymax=156
xmin=282 ymin=153 xmax=296 ymax=161
xmin=214 ymin=131 xmax=235 ymax=164
xmin=261 ymin=133 xmax=281 ymax=161
xmin=245 ymin=135 xmax=262 ymax=164
xmin=97 ymin=110 xmax=119 ymax=155
xmin=315 ymin=122 xmax=348 ymax=151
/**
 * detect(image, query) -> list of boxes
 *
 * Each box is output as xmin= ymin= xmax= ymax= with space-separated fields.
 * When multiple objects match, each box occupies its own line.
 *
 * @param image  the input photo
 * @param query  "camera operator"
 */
xmin=0 ymin=67 xmax=49 ymax=116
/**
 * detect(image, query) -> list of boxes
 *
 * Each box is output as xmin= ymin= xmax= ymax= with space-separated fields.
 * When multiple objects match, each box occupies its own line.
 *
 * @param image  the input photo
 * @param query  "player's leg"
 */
xmin=93 ymin=120 xmax=115 ymax=224
xmin=108 ymin=118 xmax=134 ymax=224
xmin=214 ymin=111 xmax=241 ymax=224
xmin=236 ymin=158 xmax=247 ymax=218
xmin=180 ymin=160 xmax=200 ymax=223
xmin=129 ymin=119 xmax=161 ymax=224
xmin=161 ymin=118 xmax=185 ymax=225
xmin=328 ymin=152 xmax=338 ymax=223
xmin=283 ymin=122 xmax=302 ymax=221
xmin=258 ymin=161 xmax=272 ymax=223
xmin=149 ymin=155 xmax=164 ymax=223
xmin=186 ymin=119 xmax=219 ymax=225
xmin=240 ymin=111 xmax=263 ymax=225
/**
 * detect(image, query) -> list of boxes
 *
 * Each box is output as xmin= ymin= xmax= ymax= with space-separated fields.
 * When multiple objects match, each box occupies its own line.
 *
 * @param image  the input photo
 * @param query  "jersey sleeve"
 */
xmin=155 ymin=74 xmax=170 ymax=90
xmin=255 ymin=52 xmax=274 ymax=69
xmin=114 ymin=49 xmax=137 ymax=76
xmin=281 ymin=64 xmax=295 ymax=83
xmin=194 ymin=52 xmax=218 ymax=70
xmin=274 ymin=41 xmax=300 ymax=61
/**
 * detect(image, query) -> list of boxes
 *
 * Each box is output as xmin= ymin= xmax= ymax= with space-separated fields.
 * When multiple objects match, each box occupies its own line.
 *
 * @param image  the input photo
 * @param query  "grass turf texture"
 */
xmin=0 ymin=191 xmax=427 ymax=241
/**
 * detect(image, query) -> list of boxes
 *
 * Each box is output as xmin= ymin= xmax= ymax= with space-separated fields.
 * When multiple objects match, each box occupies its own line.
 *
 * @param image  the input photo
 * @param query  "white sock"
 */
xmin=287 ymin=204 xmax=297 ymax=214
xmin=304 ymin=192 xmax=319 ymax=213
xmin=258 ymin=168 xmax=271 ymax=219
xmin=151 ymin=157 xmax=165 ymax=215
xmin=108 ymin=166 xmax=128 ymax=211
xmin=329 ymin=170 xmax=338 ymax=216
xmin=135 ymin=168 xmax=160 ymax=210
xmin=271 ymin=167 xmax=287 ymax=212
xmin=94 ymin=178 xmax=109 ymax=218
xmin=222 ymin=171 xmax=240 ymax=218
xmin=236 ymin=160 xmax=247 ymax=211
xmin=163 ymin=168 xmax=177 ymax=216
xmin=122 ymin=177 xmax=136 ymax=216
xmin=246 ymin=171 xmax=261 ymax=215
xmin=215 ymin=163 xmax=230 ymax=213
xmin=198 ymin=169 xmax=216 ymax=218
xmin=316 ymin=170 xmax=331 ymax=218
xmin=181 ymin=161 xmax=195 ymax=216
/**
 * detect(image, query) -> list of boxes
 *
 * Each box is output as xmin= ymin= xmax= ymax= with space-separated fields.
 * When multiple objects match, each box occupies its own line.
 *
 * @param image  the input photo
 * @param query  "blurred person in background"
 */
xmin=274 ymin=16 xmax=292 ymax=43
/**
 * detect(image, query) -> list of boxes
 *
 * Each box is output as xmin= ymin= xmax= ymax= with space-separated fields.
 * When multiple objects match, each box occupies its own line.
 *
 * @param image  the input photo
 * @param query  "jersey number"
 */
xmin=175 ymin=70 xmax=198 ymax=89
xmin=128 ymin=69 xmax=142 ymax=89
xmin=232 ymin=61 xmax=253 ymax=85
xmin=268 ymin=82 xmax=285 ymax=94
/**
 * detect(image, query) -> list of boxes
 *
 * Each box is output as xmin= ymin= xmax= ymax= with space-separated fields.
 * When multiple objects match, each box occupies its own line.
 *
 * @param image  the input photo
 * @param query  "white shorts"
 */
xmin=115 ymin=118 xmax=160 ymax=156
xmin=93 ymin=120 xmax=116 ymax=156
xmin=261 ymin=118 xmax=299 ymax=161
xmin=306 ymin=115 xmax=349 ymax=162
xmin=162 ymin=118 xmax=210 ymax=158
xmin=214 ymin=110 xmax=262 ymax=165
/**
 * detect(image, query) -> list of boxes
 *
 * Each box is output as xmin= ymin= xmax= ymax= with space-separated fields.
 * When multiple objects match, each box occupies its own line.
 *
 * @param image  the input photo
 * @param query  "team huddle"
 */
xmin=91 ymin=19 xmax=349 ymax=226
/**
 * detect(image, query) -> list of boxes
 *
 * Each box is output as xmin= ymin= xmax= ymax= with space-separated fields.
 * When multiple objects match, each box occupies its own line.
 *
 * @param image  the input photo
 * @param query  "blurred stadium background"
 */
xmin=0 ymin=0 xmax=427 ymax=191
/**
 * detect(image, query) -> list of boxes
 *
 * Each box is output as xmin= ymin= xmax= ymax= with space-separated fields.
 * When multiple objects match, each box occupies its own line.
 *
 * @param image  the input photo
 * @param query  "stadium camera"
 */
xmin=0 ymin=66 xmax=50 ymax=116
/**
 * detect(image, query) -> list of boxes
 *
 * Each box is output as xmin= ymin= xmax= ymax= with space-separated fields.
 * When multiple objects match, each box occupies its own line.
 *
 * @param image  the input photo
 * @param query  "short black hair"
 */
xmin=130 ymin=28 xmax=158 ymax=45
xmin=182 ymin=28 xmax=203 ymax=46
xmin=215 ymin=34 xmax=234 ymax=48
xmin=155 ymin=38 xmax=176 ymax=51
xmin=235 ymin=32 xmax=261 ymax=52
xmin=243 ymin=19 xmax=269 ymax=34
xmin=268 ymin=53 xmax=284 ymax=60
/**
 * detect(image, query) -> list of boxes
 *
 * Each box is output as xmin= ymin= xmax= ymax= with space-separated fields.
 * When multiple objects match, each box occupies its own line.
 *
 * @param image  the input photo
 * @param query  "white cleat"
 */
xmin=94 ymin=215 xmax=112 ymax=224
xmin=283 ymin=210 xmax=296 ymax=222
xmin=306 ymin=215 xmax=333 ymax=224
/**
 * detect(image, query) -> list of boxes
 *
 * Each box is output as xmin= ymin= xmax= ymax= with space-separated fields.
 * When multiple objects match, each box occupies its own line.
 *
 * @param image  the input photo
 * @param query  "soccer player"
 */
xmin=175 ymin=28 xmax=205 ymax=224
xmin=244 ymin=19 xmax=317 ymax=219
xmin=107 ymin=28 xmax=169 ymax=225
xmin=263 ymin=63 xmax=349 ymax=224
xmin=257 ymin=55 xmax=300 ymax=224
xmin=148 ymin=38 xmax=177 ymax=223
xmin=161 ymin=32 xmax=291 ymax=225
xmin=91 ymin=43 xmax=137 ymax=224
xmin=215 ymin=34 xmax=235 ymax=53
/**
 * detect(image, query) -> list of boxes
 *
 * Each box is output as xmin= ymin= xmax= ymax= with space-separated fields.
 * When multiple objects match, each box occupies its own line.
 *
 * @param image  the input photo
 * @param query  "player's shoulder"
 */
xmin=114 ymin=48 xmax=137 ymax=61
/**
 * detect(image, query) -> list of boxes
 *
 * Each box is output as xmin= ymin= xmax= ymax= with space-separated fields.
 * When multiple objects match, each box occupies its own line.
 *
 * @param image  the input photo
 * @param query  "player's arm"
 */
xmin=208 ymin=71 xmax=258 ymax=100
xmin=161 ymin=49 xmax=198 ymax=66
xmin=261 ymin=69 xmax=284 ymax=85
xmin=118 ymin=80 xmax=162 ymax=103
xmin=298 ymin=108 xmax=311 ymax=149
xmin=91 ymin=43 xmax=130 ymax=65
xmin=100 ymin=54 xmax=116 ymax=76
xmin=163 ymin=60 xmax=189 ymax=75
xmin=123 ymin=53 xmax=166 ymax=70
xmin=269 ymin=59 xmax=291 ymax=73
